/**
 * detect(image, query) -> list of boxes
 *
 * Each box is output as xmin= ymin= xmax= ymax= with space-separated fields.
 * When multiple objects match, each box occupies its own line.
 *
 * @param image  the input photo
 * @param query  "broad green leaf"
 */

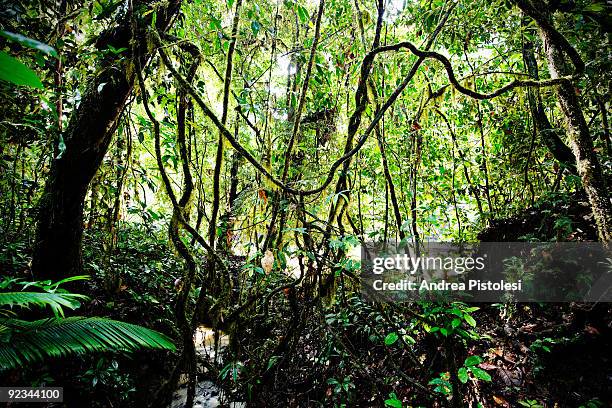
xmin=464 ymin=355 xmax=482 ymax=367
xmin=384 ymin=332 xmax=399 ymax=345
xmin=297 ymin=5 xmax=309 ymax=23
xmin=449 ymin=307 xmax=463 ymax=317
xmin=384 ymin=394 xmax=402 ymax=408
xmin=0 ymin=51 xmax=43 ymax=89
xmin=210 ymin=16 xmax=222 ymax=30
xmin=457 ymin=367 xmax=468 ymax=383
xmin=469 ymin=367 xmax=492 ymax=382
xmin=0 ymin=31 xmax=57 ymax=58
xmin=464 ymin=314 xmax=476 ymax=327
xmin=402 ymin=334 xmax=416 ymax=345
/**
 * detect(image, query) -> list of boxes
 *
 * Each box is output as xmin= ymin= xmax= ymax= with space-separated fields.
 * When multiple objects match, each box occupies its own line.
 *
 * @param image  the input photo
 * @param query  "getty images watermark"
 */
xmin=361 ymin=242 xmax=612 ymax=303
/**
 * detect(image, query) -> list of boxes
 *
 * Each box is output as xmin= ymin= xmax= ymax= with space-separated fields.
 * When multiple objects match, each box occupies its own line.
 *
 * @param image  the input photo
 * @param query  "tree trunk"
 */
xmin=376 ymin=124 xmax=405 ymax=241
xmin=522 ymin=39 xmax=577 ymax=173
xmin=535 ymin=10 xmax=612 ymax=242
xmin=32 ymin=1 xmax=182 ymax=279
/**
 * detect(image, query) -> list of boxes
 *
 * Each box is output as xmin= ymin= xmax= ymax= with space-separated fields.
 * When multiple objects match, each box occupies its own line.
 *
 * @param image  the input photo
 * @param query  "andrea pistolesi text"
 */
xmin=371 ymin=279 xmax=522 ymax=292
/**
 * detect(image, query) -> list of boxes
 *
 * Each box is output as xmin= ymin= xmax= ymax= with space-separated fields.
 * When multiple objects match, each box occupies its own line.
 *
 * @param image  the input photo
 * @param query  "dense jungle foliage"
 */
xmin=0 ymin=0 xmax=610 ymax=406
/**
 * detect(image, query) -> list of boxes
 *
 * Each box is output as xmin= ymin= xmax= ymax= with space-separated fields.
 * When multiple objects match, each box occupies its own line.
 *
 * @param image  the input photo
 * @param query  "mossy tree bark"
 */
xmin=517 ymin=0 xmax=612 ymax=242
xmin=545 ymin=52 xmax=612 ymax=242
xmin=32 ymin=1 xmax=182 ymax=279
xmin=522 ymin=39 xmax=577 ymax=174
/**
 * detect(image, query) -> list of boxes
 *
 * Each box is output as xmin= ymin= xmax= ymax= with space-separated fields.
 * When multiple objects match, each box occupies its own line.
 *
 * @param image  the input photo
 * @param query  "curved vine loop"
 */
xmin=149 ymin=8 xmax=583 ymax=198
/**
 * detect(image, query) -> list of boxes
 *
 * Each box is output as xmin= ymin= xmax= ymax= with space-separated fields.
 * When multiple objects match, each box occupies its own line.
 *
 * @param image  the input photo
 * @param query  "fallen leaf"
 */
xmin=258 ymin=189 xmax=268 ymax=204
xmin=519 ymin=323 xmax=538 ymax=332
xmin=497 ymin=367 xmax=522 ymax=386
xmin=493 ymin=395 xmax=510 ymax=407
xmin=478 ymin=362 xmax=498 ymax=370
xmin=261 ymin=250 xmax=274 ymax=274
xmin=584 ymin=325 xmax=600 ymax=335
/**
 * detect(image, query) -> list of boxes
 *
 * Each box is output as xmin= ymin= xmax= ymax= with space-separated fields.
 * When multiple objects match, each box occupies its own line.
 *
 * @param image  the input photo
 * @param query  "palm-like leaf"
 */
xmin=0 ymin=317 xmax=176 ymax=370
xmin=0 ymin=292 xmax=88 ymax=317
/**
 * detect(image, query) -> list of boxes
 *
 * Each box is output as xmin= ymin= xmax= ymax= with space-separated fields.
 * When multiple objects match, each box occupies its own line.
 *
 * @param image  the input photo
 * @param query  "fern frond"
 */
xmin=0 ymin=292 xmax=88 ymax=317
xmin=0 ymin=317 xmax=176 ymax=370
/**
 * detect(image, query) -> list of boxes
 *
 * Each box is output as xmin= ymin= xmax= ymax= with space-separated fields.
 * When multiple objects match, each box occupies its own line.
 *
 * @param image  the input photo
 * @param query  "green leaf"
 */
xmin=448 ymin=307 xmax=463 ymax=317
xmin=0 ymin=51 xmax=43 ymax=89
xmin=251 ymin=20 xmax=261 ymax=36
xmin=384 ymin=393 xmax=403 ymax=408
xmin=402 ymin=334 xmax=416 ymax=345
xmin=0 ymin=292 xmax=88 ymax=318
xmin=57 ymin=135 xmax=66 ymax=159
xmin=464 ymin=314 xmax=476 ymax=327
xmin=210 ymin=16 xmax=222 ymax=30
xmin=93 ymin=1 xmax=122 ymax=20
xmin=0 ymin=31 xmax=57 ymax=58
xmin=583 ymin=3 xmax=604 ymax=12
xmin=0 ymin=316 xmax=175 ymax=370
xmin=469 ymin=367 xmax=492 ymax=381
xmin=106 ymin=45 xmax=127 ymax=55
xmin=297 ymin=5 xmax=309 ymax=23
xmin=384 ymin=332 xmax=399 ymax=346
xmin=464 ymin=355 xmax=482 ymax=367
xmin=267 ymin=355 xmax=280 ymax=370
xmin=451 ymin=318 xmax=462 ymax=328
xmin=49 ymin=275 xmax=89 ymax=290
xmin=457 ymin=367 xmax=468 ymax=383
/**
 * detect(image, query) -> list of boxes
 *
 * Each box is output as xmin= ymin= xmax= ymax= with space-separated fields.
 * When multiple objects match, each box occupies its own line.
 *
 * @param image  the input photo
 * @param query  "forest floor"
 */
xmin=1 ymin=194 xmax=609 ymax=407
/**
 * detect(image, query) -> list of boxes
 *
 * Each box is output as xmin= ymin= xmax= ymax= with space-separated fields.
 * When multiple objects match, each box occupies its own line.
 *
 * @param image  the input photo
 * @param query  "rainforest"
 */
xmin=0 ymin=0 xmax=610 ymax=407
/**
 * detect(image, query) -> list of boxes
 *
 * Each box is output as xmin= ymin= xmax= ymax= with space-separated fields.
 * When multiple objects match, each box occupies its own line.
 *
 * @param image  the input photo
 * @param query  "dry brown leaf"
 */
xmin=258 ymin=189 xmax=268 ymax=204
xmin=493 ymin=395 xmax=510 ymax=407
xmin=261 ymin=250 xmax=274 ymax=274
xmin=479 ymin=362 xmax=498 ymax=370
xmin=584 ymin=325 xmax=600 ymax=335
xmin=520 ymin=323 xmax=538 ymax=332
